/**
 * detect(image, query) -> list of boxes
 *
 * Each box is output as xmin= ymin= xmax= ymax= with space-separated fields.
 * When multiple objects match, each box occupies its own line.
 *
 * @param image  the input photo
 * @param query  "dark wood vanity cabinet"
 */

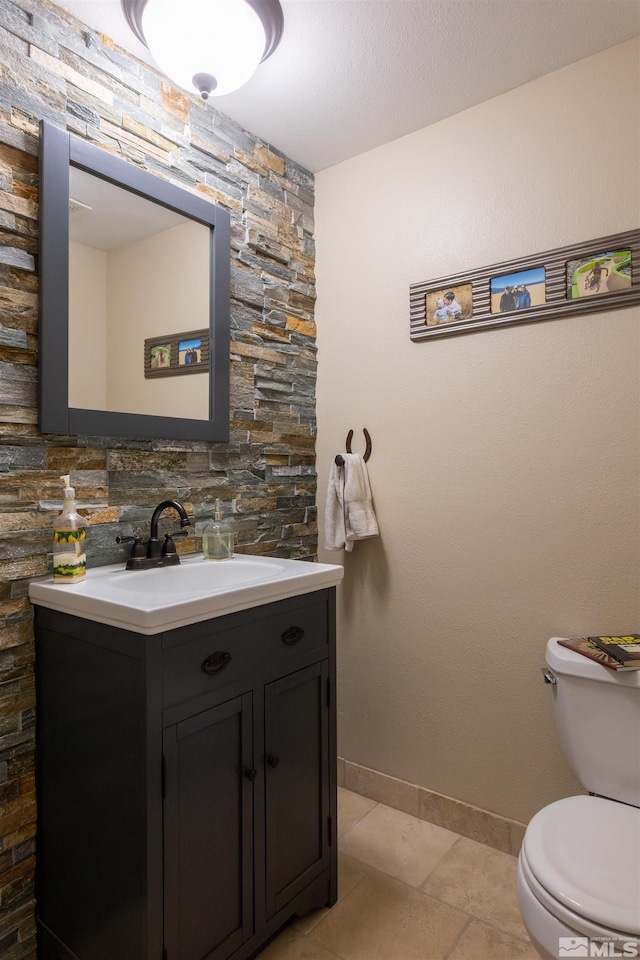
xmin=34 ymin=589 xmax=337 ymax=960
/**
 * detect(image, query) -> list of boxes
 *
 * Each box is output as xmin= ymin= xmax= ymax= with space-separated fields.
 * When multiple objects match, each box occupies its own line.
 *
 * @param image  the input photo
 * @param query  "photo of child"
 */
xmin=425 ymin=283 xmax=473 ymax=326
xmin=150 ymin=345 xmax=171 ymax=368
xmin=567 ymin=249 xmax=631 ymax=299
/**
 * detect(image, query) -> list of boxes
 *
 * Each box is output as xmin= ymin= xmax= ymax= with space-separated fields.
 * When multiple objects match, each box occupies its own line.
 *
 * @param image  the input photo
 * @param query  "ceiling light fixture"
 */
xmin=121 ymin=0 xmax=284 ymax=99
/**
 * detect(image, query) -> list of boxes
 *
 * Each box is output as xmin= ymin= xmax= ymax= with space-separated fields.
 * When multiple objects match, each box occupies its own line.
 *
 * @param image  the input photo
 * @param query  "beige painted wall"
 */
xmin=106 ymin=219 xmax=210 ymax=419
xmin=69 ymin=241 xmax=107 ymax=410
xmin=70 ymin=221 xmax=210 ymax=418
xmin=315 ymin=39 xmax=640 ymax=824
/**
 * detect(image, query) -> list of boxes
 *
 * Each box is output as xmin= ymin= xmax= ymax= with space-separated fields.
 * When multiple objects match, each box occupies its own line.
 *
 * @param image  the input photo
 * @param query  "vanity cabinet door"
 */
xmin=163 ymin=693 xmax=254 ymax=960
xmin=264 ymin=661 xmax=330 ymax=920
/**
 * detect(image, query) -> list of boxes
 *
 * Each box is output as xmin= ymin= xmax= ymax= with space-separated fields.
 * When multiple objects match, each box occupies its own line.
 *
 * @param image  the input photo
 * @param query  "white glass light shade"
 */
xmin=141 ymin=0 xmax=267 ymax=97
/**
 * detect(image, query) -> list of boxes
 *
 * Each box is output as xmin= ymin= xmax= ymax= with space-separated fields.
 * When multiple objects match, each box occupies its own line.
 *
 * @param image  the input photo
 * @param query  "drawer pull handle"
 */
xmin=201 ymin=652 xmax=231 ymax=675
xmin=281 ymin=625 xmax=305 ymax=645
xmin=245 ymin=768 xmax=257 ymax=782
xmin=267 ymin=755 xmax=280 ymax=768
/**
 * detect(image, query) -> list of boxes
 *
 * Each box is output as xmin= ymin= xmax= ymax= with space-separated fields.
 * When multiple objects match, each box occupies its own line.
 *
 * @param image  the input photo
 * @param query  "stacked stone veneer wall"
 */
xmin=0 ymin=0 xmax=318 ymax=953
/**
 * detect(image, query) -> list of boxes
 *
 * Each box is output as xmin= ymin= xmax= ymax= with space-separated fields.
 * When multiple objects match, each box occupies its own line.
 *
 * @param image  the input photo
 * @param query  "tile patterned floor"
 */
xmin=256 ymin=788 xmax=539 ymax=960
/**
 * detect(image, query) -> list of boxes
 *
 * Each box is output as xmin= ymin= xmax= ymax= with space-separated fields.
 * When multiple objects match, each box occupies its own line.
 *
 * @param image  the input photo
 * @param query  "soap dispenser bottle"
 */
xmin=53 ymin=475 xmax=87 ymax=582
xmin=203 ymin=499 xmax=234 ymax=561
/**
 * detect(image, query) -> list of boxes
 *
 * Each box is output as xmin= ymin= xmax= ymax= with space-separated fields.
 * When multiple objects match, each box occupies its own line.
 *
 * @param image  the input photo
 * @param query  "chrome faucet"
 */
xmin=116 ymin=499 xmax=194 ymax=570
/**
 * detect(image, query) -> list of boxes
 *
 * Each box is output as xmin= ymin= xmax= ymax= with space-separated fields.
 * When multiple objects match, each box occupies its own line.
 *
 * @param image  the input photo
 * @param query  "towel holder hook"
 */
xmin=335 ymin=428 xmax=372 ymax=466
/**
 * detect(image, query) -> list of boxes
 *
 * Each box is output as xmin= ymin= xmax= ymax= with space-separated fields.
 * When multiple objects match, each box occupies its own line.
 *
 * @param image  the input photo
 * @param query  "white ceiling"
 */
xmin=69 ymin=166 xmax=189 ymax=248
xmin=51 ymin=0 xmax=640 ymax=173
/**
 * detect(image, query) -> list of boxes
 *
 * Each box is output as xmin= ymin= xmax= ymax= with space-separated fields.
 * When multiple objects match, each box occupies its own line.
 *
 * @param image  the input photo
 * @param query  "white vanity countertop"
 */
xmin=29 ymin=554 xmax=344 ymax=635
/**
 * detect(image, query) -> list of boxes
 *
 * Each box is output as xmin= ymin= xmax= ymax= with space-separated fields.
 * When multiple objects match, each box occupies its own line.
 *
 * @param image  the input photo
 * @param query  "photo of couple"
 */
xmin=178 ymin=338 xmax=202 ymax=366
xmin=490 ymin=267 xmax=546 ymax=314
xmin=498 ymin=284 xmax=531 ymax=311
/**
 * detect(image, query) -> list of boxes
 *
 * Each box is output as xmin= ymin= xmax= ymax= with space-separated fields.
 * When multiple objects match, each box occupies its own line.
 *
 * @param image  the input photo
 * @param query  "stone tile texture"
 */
xmin=338 ymin=801 xmax=459 ymax=888
xmin=422 ymin=835 xmax=529 ymax=941
xmin=309 ymin=870 xmax=469 ymax=960
xmin=447 ymin=920 xmax=540 ymax=960
xmin=342 ymin=758 xmax=526 ymax=858
xmin=337 ymin=785 xmax=377 ymax=838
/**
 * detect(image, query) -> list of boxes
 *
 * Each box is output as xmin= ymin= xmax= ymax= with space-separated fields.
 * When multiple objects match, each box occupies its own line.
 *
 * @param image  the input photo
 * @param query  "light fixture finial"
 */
xmin=121 ymin=0 xmax=284 ymax=99
xmin=192 ymin=72 xmax=217 ymax=100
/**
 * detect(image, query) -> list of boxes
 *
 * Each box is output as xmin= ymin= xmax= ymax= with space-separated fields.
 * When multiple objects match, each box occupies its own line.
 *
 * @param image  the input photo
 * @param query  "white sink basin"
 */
xmin=29 ymin=553 xmax=344 ymax=634
xmin=111 ymin=559 xmax=286 ymax=595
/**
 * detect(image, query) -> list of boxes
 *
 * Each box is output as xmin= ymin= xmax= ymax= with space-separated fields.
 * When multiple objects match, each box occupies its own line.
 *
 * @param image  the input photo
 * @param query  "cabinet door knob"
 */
xmin=281 ymin=625 xmax=304 ymax=645
xmin=201 ymin=651 xmax=231 ymax=674
xmin=267 ymin=755 xmax=280 ymax=768
xmin=245 ymin=768 xmax=257 ymax=782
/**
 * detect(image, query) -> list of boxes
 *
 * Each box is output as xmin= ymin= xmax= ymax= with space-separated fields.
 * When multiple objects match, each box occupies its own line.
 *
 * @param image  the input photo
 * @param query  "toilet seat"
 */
xmin=523 ymin=795 xmax=640 ymax=935
xmin=520 ymin=845 xmax=634 ymax=941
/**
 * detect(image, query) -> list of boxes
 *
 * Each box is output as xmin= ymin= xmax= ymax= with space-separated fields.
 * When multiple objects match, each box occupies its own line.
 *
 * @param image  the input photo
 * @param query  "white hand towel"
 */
xmin=324 ymin=453 xmax=379 ymax=552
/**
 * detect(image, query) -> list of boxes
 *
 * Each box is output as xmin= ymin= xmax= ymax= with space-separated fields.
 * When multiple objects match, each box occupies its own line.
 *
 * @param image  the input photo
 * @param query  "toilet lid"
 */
xmin=523 ymin=795 xmax=640 ymax=935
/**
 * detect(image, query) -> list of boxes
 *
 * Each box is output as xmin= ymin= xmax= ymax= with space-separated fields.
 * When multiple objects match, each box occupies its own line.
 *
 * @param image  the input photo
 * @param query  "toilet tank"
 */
xmin=546 ymin=638 xmax=640 ymax=807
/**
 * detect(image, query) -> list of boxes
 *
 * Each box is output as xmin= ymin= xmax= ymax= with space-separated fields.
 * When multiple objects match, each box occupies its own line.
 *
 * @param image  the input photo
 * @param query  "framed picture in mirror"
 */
xmin=145 ymin=330 xmax=210 ymax=378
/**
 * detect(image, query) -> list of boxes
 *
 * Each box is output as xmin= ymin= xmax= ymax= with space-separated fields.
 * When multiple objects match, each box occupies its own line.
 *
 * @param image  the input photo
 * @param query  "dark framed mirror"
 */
xmin=39 ymin=120 xmax=230 ymax=442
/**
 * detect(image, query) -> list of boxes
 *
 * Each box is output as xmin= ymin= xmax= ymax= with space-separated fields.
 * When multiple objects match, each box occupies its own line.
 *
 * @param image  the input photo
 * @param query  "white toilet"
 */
xmin=517 ymin=637 xmax=640 ymax=960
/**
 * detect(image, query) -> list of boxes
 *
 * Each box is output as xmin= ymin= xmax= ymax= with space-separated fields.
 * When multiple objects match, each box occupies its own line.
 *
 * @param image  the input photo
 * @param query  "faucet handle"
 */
xmin=162 ymin=530 xmax=189 ymax=556
xmin=116 ymin=534 xmax=146 ymax=560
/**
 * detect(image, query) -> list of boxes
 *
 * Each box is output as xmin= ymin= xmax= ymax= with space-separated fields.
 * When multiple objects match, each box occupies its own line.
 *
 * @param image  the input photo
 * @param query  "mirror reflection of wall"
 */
xmin=68 ymin=167 xmax=210 ymax=421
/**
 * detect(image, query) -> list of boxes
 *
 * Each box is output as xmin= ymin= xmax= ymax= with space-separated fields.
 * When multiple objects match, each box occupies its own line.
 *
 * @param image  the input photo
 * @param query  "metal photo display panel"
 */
xmin=144 ymin=329 xmax=209 ymax=378
xmin=410 ymin=229 xmax=640 ymax=341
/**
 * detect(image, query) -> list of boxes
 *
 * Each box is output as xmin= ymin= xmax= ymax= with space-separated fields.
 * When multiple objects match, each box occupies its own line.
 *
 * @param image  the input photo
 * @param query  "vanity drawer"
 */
xmin=162 ymin=594 xmax=329 ymax=707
